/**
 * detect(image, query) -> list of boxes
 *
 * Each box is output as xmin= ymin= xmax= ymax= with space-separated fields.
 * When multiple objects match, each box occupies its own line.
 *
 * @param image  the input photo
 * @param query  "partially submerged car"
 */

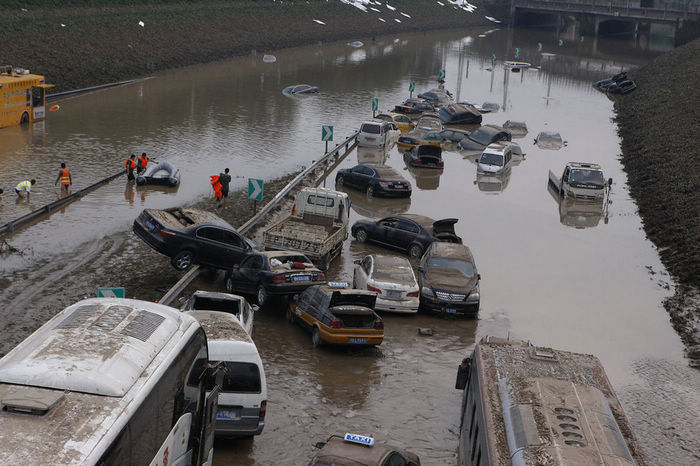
xmin=181 ymin=290 xmax=256 ymax=335
xmin=309 ymin=434 xmax=420 ymax=466
xmin=593 ymin=71 xmax=627 ymax=89
xmin=414 ymin=113 xmax=444 ymax=133
xmin=133 ymin=207 xmax=256 ymax=271
xmin=353 ymin=254 xmax=419 ymax=314
xmin=417 ymin=242 xmax=481 ymax=317
xmin=374 ymin=112 xmax=415 ymax=132
xmin=439 ymin=128 xmax=471 ymax=144
xmin=282 ymin=84 xmax=318 ymax=95
xmin=336 ymin=163 xmax=412 ymax=198
xmin=358 ymin=120 xmax=400 ymax=148
xmin=534 ymin=131 xmax=566 ymax=150
xmin=224 ymin=251 xmax=326 ymax=306
xmin=437 ymin=103 xmax=482 ymax=125
xmin=502 ymin=120 xmax=528 ymax=137
xmin=458 ymin=124 xmax=511 ymax=152
xmin=393 ymin=98 xmax=434 ymax=115
xmin=288 ymin=284 xmax=384 ymax=347
xmin=403 ymin=144 xmax=443 ymax=169
xmin=351 ymin=214 xmax=461 ymax=259
xmin=417 ymin=88 xmax=453 ymax=107
xmin=477 ymin=141 xmax=523 ymax=175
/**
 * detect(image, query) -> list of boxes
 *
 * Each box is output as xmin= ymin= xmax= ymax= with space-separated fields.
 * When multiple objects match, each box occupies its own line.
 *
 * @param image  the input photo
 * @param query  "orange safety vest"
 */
xmin=137 ymin=155 xmax=148 ymax=168
xmin=125 ymin=158 xmax=136 ymax=169
xmin=60 ymin=168 xmax=70 ymax=185
xmin=210 ymin=175 xmax=223 ymax=200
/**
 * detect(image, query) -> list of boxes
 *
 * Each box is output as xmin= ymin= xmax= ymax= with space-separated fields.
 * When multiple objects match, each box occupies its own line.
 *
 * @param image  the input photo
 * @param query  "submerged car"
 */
xmin=358 ymin=120 xmax=400 ymax=148
xmin=477 ymin=141 xmax=523 ymax=175
xmin=534 ymin=131 xmax=565 ymax=150
xmin=353 ymin=254 xmax=419 ymax=314
xmin=437 ymin=103 xmax=482 ymax=125
xmin=374 ymin=112 xmax=415 ymax=132
xmin=181 ymin=290 xmax=257 ymax=335
xmin=403 ymin=144 xmax=443 ymax=169
xmin=593 ymin=71 xmax=627 ymax=89
xmin=417 ymin=242 xmax=481 ymax=317
xmin=309 ymin=434 xmax=420 ymax=466
xmin=133 ymin=207 xmax=257 ymax=271
xmin=336 ymin=163 xmax=411 ymax=198
xmin=439 ymin=128 xmax=471 ymax=144
xmin=224 ymin=251 xmax=326 ymax=306
xmin=288 ymin=284 xmax=384 ymax=346
xmin=458 ymin=124 xmax=512 ymax=152
xmin=351 ymin=214 xmax=461 ymax=259
xmin=417 ymin=88 xmax=453 ymax=107
xmin=502 ymin=120 xmax=528 ymax=137
xmin=393 ymin=98 xmax=434 ymax=115
xmin=414 ymin=113 xmax=443 ymax=133
xmin=282 ymin=84 xmax=318 ymax=95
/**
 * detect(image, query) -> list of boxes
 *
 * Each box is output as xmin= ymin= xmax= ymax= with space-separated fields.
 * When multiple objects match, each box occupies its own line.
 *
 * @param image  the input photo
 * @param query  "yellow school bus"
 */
xmin=0 ymin=65 xmax=54 ymax=129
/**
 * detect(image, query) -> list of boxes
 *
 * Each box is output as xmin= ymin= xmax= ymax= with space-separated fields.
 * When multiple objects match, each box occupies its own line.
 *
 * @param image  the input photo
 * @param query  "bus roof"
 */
xmin=0 ymin=298 xmax=201 ymax=464
xmin=0 ymin=66 xmax=51 ymax=88
xmin=472 ymin=337 xmax=647 ymax=465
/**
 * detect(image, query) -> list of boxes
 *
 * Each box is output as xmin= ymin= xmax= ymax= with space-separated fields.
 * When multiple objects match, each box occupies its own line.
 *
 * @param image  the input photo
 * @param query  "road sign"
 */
xmin=98 ymin=287 xmax=125 ymax=298
xmin=514 ymin=47 xmax=520 ymax=59
xmin=409 ymin=81 xmax=415 ymax=92
xmin=371 ymin=98 xmax=378 ymax=112
xmin=438 ymin=69 xmax=446 ymax=80
xmin=248 ymin=178 xmax=263 ymax=201
xmin=321 ymin=125 xmax=333 ymax=142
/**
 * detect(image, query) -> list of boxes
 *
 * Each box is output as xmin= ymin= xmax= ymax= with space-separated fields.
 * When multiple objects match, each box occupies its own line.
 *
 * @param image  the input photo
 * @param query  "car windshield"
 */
xmin=468 ymin=128 xmax=495 ymax=146
xmin=361 ymin=123 xmax=381 ymax=134
xmin=437 ymin=108 xmax=453 ymax=120
xmin=570 ymin=169 xmax=605 ymax=186
xmin=375 ymin=114 xmax=392 ymax=122
xmin=428 ymin=257 xmax=475 ymax=277
xmin=479 ymin=153 xmax=503 ymax=166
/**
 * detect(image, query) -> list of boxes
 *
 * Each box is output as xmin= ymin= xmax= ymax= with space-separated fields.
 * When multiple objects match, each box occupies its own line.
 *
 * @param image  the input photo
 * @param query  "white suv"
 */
xmin=358 ymin=120 xmax=400 ymax=148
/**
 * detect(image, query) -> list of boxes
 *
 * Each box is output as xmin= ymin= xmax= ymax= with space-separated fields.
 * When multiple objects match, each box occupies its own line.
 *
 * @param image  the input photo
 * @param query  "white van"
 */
xmin=186 ymin=310 xmax=267 ymax=438
xmin=358 ymin=120 xmax=400 ymax=148
xmin=477 ymin=141 xmax=523 ymax=175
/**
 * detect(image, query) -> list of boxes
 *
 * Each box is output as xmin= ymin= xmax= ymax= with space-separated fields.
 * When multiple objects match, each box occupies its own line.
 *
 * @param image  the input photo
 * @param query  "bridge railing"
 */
xmin=514 ymin=0 xmax=700 ymax=19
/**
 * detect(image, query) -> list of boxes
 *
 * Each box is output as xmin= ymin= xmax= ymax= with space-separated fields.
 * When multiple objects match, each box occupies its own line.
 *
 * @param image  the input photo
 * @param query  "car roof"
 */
xmin=428 ymin=242 xmax=474 ymax=261
xmin=185 ymin=310 xmax=253 ymax=343
xmin=364 ymin=164 xmax=404 ymax=180
xmin=398 ymin=213 xmax=434 ymax=228
xmin=369 ymin=255 xmax=416 ymax=284
xmin=313 ymin=436 xmax=406 ymax=465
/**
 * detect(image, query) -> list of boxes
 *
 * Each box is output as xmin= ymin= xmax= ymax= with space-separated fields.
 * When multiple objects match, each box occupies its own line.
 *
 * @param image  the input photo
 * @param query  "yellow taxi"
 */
xmin=374 ymin=112 xmax=415 ymax=133
xmin=287 ymin=283 xmax=384 ymax=346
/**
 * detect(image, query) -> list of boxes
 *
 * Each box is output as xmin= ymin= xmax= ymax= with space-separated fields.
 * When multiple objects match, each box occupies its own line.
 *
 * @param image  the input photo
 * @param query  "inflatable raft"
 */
xmin=136 ymin=161 xmax=181 ymax=187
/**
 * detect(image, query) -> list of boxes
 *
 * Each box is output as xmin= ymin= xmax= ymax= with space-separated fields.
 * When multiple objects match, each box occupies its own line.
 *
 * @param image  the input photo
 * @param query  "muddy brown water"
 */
xmin=1 ymin=29 xmax=698 ymax=465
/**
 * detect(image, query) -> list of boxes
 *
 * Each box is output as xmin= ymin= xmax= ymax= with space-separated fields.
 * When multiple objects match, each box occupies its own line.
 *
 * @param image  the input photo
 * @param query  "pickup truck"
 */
xmin=263 ymin=187 xmax=350 ymax=270
xmin=548 ymin=162 xmax=611 ymax=200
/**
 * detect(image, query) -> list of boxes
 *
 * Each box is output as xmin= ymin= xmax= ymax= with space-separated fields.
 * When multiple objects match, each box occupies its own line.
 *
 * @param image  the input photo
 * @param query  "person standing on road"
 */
xmin=137 ymin=152 xmax=149 ymax=175
xmin=218 ymin=168 xmax=231 ymax=208
xmin=54 ymin=163 xmax=72 ymax=193
xmin=15 ymin=179 xmax=36 ymax=200
xmin=125 ymin=154 xmax=137 ymax=182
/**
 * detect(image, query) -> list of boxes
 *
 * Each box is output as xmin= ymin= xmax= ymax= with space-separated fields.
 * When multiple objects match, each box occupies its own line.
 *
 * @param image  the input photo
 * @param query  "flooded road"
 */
xmin=2 ymin=28 xmax=699 ymax=465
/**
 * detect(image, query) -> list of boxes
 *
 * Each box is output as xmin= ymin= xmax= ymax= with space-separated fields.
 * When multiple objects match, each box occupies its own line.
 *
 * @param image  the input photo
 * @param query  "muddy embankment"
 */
xmin=0 ymin=0 xmax=490 ymax=93
xmin=614 ymin=38 xmax=700 ymax=366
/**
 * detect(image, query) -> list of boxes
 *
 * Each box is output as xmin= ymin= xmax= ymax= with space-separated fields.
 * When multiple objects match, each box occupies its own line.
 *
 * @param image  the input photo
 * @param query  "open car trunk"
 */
xmin=431 ymin=218 xmax=462 ymax=243
xmin=329 ymin=306 xmax=378 ymax=328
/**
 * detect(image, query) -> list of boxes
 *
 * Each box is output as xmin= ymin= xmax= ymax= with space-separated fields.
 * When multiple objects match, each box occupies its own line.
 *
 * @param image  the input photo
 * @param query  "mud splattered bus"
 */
xmin=455 ymin=336 xmax=648 ymax=466
xmin=0 ymin=298 xmax=221 ymax=465
xmin=0 ymin=65 xmax=53 ymax=129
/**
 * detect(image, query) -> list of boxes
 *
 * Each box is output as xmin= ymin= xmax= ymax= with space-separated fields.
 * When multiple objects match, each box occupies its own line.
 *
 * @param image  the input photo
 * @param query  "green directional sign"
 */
xmin=321 ymin=125 xmax=333 ymax=142
xmin=409 ymin=81 xmax=415 ymax=92
xmin=248 ymin=178 xmax=263 ymax=201
xmin=371 ymin=98 xmax=379 ymax=112
xmin=514 ymin=47 xmax=520 ymax=59
xmin=438 ymin=69 xmax=446 ymax=80
xmin=98 ymin=287 xmax=125 ymax=298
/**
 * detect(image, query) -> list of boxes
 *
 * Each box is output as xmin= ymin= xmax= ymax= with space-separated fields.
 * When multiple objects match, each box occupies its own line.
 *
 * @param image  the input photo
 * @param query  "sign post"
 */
xmin=409 ymin=81 xmax=415 ymax=98
xmin=321 ymin=125 xmax=334 ymax=153
xmin=371 ymin=98 xmax=378 ymax=117
xmin=248 ymin=178 xmax=263 ymax=214
xmin=98 ymin=287 xmax=125 ymax=298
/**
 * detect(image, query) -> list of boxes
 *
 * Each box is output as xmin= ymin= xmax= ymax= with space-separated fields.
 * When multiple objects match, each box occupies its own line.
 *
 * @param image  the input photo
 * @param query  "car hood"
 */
xmin=423 ymin=267 xmax=477 ymax=292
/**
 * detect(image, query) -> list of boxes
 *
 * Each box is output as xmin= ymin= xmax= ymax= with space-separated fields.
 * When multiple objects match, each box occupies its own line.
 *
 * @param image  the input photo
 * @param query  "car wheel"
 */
xmin=286 ymin=307 xmax=295 ymax=323
xmin=336 ymin=175 xmax=344 ymax=186
xmin=355 ymin=228 xmax=368 ymax=243
xmin=225 ymin=274 xmax=235 ymax=293
xmin=171 ymin=250 xmax=194 ymax=271
xmin=408 ymin=244 xmax=423 ymax=260
xmin=312 ymin=326 xmax=323 ymax=347
xmin=256 ymin=285 xmax=268 ymax=307
xmin=366 ymin=185 xmax=374 ymax=197
xmin=20 ymin=112 xmax=29 ymax=125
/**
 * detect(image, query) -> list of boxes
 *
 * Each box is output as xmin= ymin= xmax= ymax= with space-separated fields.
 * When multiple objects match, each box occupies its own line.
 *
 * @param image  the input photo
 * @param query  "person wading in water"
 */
xmin=125 ymin=154 xmax=137 ymax=182
xmin=55 ymin=163 xmax=72 ymax=194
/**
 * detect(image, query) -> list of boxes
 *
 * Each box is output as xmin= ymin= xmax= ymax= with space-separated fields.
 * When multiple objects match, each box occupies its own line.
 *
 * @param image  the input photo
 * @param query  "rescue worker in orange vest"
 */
xmin=54 ymin=162 xmax=72 ymax=193
xmin=137 ymin=152 xmax=149 ymax=175
xmin=125 ymin=154 xmax=137 ymax=181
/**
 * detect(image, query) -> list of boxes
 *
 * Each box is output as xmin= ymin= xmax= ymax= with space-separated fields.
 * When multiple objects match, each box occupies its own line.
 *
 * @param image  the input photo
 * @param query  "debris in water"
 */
xmin=378 ymin=17 xmax=386 ymax=22
xmin=138 ymin=20 xmax=145 ymax=27
xmin=61 ymin=24 xmax=66 ymax=27
xmin=401 ymin=12 xmax=411 ymax=18
xmin=370 ymin=7 xmax=381 ymax=13
xmin=485 ymin=16 xmax=501 ymax=23
xmin=263 ymin=55 xmax=277 ymax=63
xmin=49 ymin=104 xmax=60 ymax=112
xmin=394 ymin=18 xmax=402 ymax=23
xmin=313 ymin=19 xmax=326 ymax=25
xmin=348 ymin=41 xmax=364 ymax=48
xmin=0 ymin=240 xmax=24 ymax=256
xmin=386 ymin=4 xmax=396 ymax=11
xmin=437 ymin=1 xmax=445 ymax=5
xmin=418 ymin=328 xmax=433 ymax=336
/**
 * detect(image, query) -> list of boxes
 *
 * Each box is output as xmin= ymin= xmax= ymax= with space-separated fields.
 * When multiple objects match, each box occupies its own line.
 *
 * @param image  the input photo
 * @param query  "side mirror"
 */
xmin=252 ymin=304 xmax=260 ymax=312
xmin=477 ymin=274 xmax=481 ymax=281
xmin=353 ymin=259 xmax=361 ymax=265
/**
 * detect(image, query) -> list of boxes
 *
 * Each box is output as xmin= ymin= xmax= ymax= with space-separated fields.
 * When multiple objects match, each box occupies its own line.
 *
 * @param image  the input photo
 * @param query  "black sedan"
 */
xmin=351 ymin=214 xmax=462 ymax=259
xmin=282 ymin=84 xmax=318 ymax=95
xmin=437 ymin=103 xmax=482 ymax=125
xmin=403 ymin=145 xmax=443 ymax=169
xmin=133 ymin=207 xmax=256 ymax=271
xmin=224 ymin=251 xmax=326 ymax=306
xmin=336 ymin=164 xmax=411 ymax=198
xmin=393 ymin=98 xmax=434 ymax=115
xmin=458 ymin=124 xmax=511 ymax=152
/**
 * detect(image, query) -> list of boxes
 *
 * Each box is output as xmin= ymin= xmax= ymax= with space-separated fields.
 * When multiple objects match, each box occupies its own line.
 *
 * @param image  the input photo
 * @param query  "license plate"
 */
xmin=293 ymin=275 xmax=310 ymax=282
xmin=392 ymin=184 xmax=404 ymax=189
xmin=446 ymin=308 xmax=457 ymax=314
xmin=145 ymin=220 xmax=155 ymax=231
xmin=216 ymin=409 xmax=239 ymax=420
xmin=387 ymin=290 xmax=402 ymax=297
xmin=349 ymin=337 xmax=366 ymax=344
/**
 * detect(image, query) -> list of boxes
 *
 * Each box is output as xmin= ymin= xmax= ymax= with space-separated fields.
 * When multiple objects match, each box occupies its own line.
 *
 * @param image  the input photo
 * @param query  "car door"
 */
xmin=372 ymin=217 xmax=399 ymax=247
xmin=363 ymin=166 xmax=378 ymax=191
xmin=233 ymin=255 xmax=264 ymax=293
xmin=219 ymin=229 xmax=251 ymax=265
xmin=392 ymin=218 xmax=421 ymax=250
xmin=348 ymin=166 xmax=365 ymax=188
xmin=194 ymin=226 xmax=230 ymax=267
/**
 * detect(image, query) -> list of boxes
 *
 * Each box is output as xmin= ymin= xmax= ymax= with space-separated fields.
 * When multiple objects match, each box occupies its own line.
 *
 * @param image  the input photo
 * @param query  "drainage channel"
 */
xmin=158 ymin=132 xmax=359 ymax=306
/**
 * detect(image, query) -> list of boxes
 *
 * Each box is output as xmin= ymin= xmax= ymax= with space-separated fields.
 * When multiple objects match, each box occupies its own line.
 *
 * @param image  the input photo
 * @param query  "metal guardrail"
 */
xmin=158 ymin=131 xmax=359 ymax=306
xmin=46 ymin=78 xmax=150 ymax=101
xmin=513 ymin=0 xmax=699 ymax=21
xmin=0 ymin=170 xmax=126 ymax=236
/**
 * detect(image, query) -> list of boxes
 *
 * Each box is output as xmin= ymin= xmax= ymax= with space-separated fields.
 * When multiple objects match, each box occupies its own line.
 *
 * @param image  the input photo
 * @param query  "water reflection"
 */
xmin=342 ymin=187 xmax=411 ymax=218
xmin=475 ymin=171 xmax=511 ymax=194
xmin=547 ymin=183 xmax=609 ymax=228
xmin=403 ymin=164 xmax=443 ymax=191
xmin=356 ymin=146 xmax=388 ymax=165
